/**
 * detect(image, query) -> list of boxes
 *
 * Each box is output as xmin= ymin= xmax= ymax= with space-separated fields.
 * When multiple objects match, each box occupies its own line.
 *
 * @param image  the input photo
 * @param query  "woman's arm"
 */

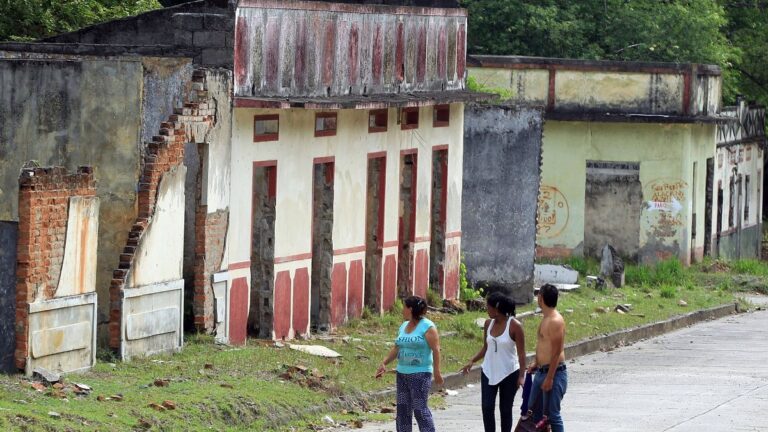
xmin=376 ymin=345 xmax=399 ymax=378
xmin=460 ymin=319 xmax=490 ymax=374
xmin=510 ymin=318 xmax=526 ymax=387
xmin=425 ymin=326 xmax=443 ymax=386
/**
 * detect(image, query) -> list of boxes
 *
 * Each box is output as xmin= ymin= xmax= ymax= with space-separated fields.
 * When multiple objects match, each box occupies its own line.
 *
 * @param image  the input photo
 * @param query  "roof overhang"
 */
xmin=234 ymin=90 xmax=495 ymax=109
xmin=546 ymin=111 xmax=732 ymax=124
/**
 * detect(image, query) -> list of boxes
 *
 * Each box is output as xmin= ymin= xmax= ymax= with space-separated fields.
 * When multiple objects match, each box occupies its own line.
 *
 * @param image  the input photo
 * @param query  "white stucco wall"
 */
xmin=225 ymin=103 xmax=464 ymax=293
xmin=128 ymin=165 xmax=186 ymax=288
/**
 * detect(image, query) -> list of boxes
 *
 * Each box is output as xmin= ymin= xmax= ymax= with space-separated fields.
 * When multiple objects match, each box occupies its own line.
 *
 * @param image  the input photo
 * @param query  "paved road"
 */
xmin=341 ymin=299 xmax=768 ymax=432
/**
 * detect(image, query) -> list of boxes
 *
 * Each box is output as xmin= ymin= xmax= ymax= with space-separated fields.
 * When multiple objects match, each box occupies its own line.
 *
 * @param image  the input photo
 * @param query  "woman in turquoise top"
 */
xmin=376 ymin=296 xmax=443 ymax=432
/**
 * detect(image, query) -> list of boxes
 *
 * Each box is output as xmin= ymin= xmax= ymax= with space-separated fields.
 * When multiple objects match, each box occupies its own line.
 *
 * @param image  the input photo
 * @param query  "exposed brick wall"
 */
xmin=192 ymin=206 xmax=228 ymax=332
xmin=15 ymin=166 xmax=96 ymax=370
xmin=109 ymin=70 xmax=215 ymax=351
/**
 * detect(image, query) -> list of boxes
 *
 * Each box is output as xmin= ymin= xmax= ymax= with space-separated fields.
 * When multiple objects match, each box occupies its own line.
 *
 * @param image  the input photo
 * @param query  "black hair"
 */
xmin=539 ymin=283 xmax=559 ymax=308
xmin=486 ymin=291 xmax=516 ymax=317
xmin=404 ymin=296 xmax=428 ymax=319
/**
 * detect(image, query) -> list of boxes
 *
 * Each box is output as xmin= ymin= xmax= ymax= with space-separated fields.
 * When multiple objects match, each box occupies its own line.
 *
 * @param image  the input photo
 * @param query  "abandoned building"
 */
xmin=468 ymin=55 xmax=727 ymax=270
xmin=0 ymin=0 xmax=482 ymax=374
xmin=712 ymin=98 xmax=766 ymax=259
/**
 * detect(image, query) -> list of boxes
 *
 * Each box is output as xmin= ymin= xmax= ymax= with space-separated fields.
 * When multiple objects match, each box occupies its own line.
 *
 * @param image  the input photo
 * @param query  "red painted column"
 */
xmin=347 ymin=260 xmax=363 ymax=319
xmin=274 ymin=271 xmax=291 ymax=340
xmin=331 ymin=263 xmax=347 ymax=326
xmin=383 ymin=255 xmax=397 ymax=310
xmin=229 ymin=278 xmax=249 ymax=346
xmin=292 ymin=268 xmax=310 ymax=337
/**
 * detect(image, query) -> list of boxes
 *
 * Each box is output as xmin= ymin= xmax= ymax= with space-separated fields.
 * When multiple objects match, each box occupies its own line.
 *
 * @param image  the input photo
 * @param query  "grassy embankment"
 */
xmin=0 ymin=258 xmax=763 ymax=431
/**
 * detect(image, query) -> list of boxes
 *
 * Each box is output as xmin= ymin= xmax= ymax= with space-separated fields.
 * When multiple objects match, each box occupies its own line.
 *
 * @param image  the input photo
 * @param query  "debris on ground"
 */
xmin=702 ymin=260 xmax=730 ymax=273
xmin=535 ymin=264 xmax=579 ymax=285
xmin=153 ymin=379 xmax=170 ymax=387
xmin=278 ymin=364 xmax=328 ymax=390
xmin=32 ymin=367 xmax=60 ymax=385
xmin=465 ymin=297 xmax=486 ymax=312
xmin=614 ymin=304 xmax=632 ymax=314
xmin=678 ymin=299 xmax=688 ymax=307
xmin=594 ymin=306 xmax=610 ymax=314
xmin=600 ymin=245 xmax=625 ymax=288
xmin=586 ymin=275 xmax=606 ymax=290
xmin=443 ymin=298 xmax=466 ymax=313
xmin=288 ymin=344 xmax=342 ymax=358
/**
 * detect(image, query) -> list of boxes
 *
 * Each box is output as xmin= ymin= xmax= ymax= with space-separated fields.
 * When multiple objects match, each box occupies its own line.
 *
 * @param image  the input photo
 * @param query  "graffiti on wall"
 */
xmin=537 ymin=185 xmax=569 ymax=238
xmin=645 ymin=178 xmax=687 ymax=239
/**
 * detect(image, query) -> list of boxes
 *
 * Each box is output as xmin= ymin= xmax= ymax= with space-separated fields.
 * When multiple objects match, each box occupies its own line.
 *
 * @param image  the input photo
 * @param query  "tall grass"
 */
xmin=625 ymin=258 xmax=690 ymax=287
xmin=730 ymin=259 xmax=768 ymax=276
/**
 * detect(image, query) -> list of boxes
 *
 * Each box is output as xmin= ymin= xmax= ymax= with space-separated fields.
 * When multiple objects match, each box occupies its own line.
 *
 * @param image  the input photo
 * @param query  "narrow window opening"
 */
xmin=253 ymin=115 xmax=279 ymax=142
xmin=433 ymin=105 xmax=450 ymax=127
xmin=368 ymin=109 xmax=388 ymax=133
xmin=315 ymin=112 xmax=338 ymax=137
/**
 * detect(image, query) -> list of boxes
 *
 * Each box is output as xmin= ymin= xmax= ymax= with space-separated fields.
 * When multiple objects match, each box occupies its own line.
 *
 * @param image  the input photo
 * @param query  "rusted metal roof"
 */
xmin=235 ymin=0 xmax=468 ymax=99
xmin=234 ymin=90 xmax=494 ymax=109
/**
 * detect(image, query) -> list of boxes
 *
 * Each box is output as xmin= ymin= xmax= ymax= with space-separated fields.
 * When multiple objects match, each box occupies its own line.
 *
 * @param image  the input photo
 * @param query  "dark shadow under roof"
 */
xmin=234 ymin=90 xmax=494 ymax=109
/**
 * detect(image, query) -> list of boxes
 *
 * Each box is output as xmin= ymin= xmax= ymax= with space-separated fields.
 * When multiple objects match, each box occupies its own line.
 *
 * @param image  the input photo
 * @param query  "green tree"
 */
xmin=461 ymin=0 xmax=741 ymax=102
xmin=721 ymin=1 xmax=768 ymax=107
xmin=0 ymin=0 xmax=161 ymax=42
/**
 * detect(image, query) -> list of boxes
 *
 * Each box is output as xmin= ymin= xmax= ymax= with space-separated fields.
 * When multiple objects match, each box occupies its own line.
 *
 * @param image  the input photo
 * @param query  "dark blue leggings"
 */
xmin=396 ymin=372 xmax=435 ymax=432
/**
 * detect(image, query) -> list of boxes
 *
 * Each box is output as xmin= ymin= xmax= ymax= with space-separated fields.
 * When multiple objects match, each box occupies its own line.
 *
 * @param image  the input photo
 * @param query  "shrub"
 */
xmin=659 ymin=285 xmax=677 ymax=299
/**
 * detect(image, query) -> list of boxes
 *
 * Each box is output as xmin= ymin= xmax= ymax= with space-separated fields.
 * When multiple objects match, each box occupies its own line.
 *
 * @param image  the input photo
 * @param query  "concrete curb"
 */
xmin=372 ymin=302 xmax=739 ymax=399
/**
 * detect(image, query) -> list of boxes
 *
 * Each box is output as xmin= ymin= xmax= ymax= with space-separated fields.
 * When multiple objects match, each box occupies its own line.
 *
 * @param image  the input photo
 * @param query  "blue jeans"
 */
xmin=527 ymin=365 xmax=568 ymax=432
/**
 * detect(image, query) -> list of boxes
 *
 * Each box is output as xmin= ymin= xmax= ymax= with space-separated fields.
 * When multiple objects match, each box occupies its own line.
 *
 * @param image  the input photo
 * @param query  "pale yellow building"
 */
xmin=469 ymin=56 xmax=725 ymax=265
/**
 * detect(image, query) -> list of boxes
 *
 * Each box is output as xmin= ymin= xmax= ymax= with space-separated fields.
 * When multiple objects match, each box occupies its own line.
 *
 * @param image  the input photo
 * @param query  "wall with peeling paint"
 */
xmin=462 ymin=104 xmax=543 ymax=305
xmin=234 ymin=1 xmax=467 ymax=98
xmin=225 ymin=104 xmax=464 ymax=338
xmin=712 ymin=101 xmax=765 ymax=259
xmin=0 ymin=222 xmax=17 ymax=373
xmin=468 ymin=57 xmax=721 ymax=117
xmin=0 ymin=53 xmax=198 ymax=342
xmin=537 ymin=121 xmax=716 ymax=265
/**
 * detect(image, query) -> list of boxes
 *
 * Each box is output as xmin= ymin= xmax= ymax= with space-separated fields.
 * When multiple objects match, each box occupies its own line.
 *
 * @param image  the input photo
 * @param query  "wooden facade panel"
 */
xmin=235 ymin=4 xmax=467 ymax=97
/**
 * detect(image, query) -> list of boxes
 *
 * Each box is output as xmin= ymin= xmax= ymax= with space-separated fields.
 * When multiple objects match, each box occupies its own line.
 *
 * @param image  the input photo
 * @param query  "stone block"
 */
xmin=534 ymin=264 xmax=579 ymax=286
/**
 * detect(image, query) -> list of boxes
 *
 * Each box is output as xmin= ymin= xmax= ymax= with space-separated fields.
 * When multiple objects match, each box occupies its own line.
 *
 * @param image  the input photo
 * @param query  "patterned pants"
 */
xmin=396 ymin=372 xmax=435 ymax=432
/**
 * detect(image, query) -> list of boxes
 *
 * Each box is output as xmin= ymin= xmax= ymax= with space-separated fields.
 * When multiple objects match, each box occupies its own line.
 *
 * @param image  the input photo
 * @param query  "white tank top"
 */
xmin=481 ymin=317 xmax=520 ymax=385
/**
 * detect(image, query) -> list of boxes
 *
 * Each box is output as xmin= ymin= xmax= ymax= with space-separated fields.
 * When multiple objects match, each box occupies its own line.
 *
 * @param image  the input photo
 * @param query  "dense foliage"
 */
xmin=0 ymin=0 xmax=161 ymax=42
xmin=461 ymin=0 xmax=768 ymax=107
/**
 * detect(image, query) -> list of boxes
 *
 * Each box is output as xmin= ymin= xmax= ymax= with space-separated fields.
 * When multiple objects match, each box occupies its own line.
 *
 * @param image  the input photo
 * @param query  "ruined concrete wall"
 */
xmin=538 ymin=121 xmax=716 ymax=266
xmin=462 ymin=104 xmax=543 ymax=304
xmin=0 ymin=222 xmax=18 ymax=373
xmin=42 ymin=1 xmax=234 ymax=68
xmin=583 ymin=161 xmax=643 ymax=260
xmin=15 ymin=167 xmax=98 ymax=374
xmin=468 ymin=57 xmax=721 ymax=117
xmin=110 ymin=78 xmax=214 ymax=358
xmin=234 ymin=1 xmax=467 ymax=98
xmin=0 ymin=57 xmax=142 ymax=343
xmin=188 ymin=69 xmax=232 ymax=333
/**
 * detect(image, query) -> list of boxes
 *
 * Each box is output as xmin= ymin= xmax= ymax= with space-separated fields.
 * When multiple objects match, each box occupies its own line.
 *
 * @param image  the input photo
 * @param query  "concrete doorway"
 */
xmin=364 ymin=156 xmax=386 ymax=313
xmin=398 ymin=152 xmax=417 ymax=298
xmin=311 ymin=161 xmax=334 ymax=333
xmin=430 ymin=148 xmax=448 ymax=297
xmin=249 ymin=163 xmax=276 ymax=338
xmin=584 ymin=161 xmax=642 ymax=261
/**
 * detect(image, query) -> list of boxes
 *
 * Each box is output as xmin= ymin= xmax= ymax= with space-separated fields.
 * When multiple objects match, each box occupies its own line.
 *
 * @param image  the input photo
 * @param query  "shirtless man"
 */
xmin=526 ymin=283 xmax=567 ymax=432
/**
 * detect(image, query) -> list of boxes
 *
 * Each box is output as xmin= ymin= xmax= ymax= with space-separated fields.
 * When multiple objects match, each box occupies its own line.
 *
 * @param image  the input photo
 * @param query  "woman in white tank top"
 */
xmin=460 ymin=292 xmax=527 ymax=432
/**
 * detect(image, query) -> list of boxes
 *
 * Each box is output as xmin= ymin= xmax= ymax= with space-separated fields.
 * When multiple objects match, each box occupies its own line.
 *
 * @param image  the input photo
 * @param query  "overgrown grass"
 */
xmin=0 ymin=258 xmax=757 ymax=431
xmin=730 ymin=259 xmax=768 ymax=276
xmin=625 ymin=258 xmax=691 ymax=287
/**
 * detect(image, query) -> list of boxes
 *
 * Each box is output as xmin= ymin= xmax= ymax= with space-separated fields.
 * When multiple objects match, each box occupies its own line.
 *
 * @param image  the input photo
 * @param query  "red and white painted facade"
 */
xmin=214 ymin=0 xmax=477 ymax=341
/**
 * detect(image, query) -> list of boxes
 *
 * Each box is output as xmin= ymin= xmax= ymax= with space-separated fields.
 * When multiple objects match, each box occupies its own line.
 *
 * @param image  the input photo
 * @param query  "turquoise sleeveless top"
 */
xmin=395 ymin=318 xmax=435 ymax=374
